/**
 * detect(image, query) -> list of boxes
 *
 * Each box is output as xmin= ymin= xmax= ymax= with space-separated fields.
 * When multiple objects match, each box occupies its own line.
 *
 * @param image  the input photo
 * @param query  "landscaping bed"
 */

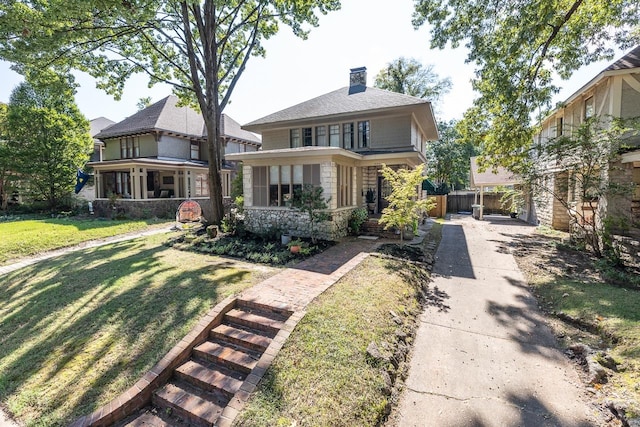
xmin=166 ymin=228 xmax=334 ymax=266
xmin=510 ymin=229 xmax=640 ymax=425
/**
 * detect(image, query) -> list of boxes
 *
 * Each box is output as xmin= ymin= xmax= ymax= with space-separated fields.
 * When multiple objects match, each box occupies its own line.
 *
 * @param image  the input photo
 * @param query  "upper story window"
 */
xmin=556 ymin=117 xmax=564 ymax=136
xmin=357 ymin=121 xmax=370 ymax=148
xmin=343 ymin=123 xmax=354 ymax=149
xmin=303 ymin=127 xmax=313 ymax=146
xmin=584 ymin=96 xmax=594 ymax=120
xmin=120 ymin=137 xmax=139 ymax=159
xmin=329 ymin=125 xmax=340 ymax=147
xmin=290 ymin=129 xmax=301 ymax=148
xmin=316 ymin=126 xmax=327 ymax=146
xmin=190 ymin=141 xmax=200 ymax=160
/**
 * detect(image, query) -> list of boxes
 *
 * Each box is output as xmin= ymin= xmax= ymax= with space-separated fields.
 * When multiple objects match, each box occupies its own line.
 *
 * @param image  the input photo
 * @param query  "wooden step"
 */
xmin=193 ymin=340 xmax=260 ymax=374
xmin=224 ymin=308 xmax=286 ymax=335
xmin=211 ymin=323 xmax=273 ymax=352
xmin=153 ymin=382 xmax=225 ymax=427
xmin=175 ymin=359 xmax=244 ymax=398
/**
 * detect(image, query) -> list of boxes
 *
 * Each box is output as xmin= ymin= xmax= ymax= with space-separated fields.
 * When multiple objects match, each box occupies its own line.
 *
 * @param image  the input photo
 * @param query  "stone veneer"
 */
xmin=91 ymin=198 xmax=231 ymax=221
xmin=244 ymin=207 xmax=356 ymax=241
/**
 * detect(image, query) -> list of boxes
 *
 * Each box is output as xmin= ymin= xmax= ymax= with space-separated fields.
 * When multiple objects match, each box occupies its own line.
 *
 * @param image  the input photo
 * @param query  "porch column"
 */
xmin=141 ymin=168 xmax=148 ymax=199
xmin=479 ymin=186 xmax=485 ymax=220
xmin=185 ymin=170 xmax=192 ymax=199
xmin=95 ymin=171 xmax=102 ymax=198
xmin=173 ymin=170 xmax=180 ymax=198
xmin=130 ymin=167 xmax=140 ymax=199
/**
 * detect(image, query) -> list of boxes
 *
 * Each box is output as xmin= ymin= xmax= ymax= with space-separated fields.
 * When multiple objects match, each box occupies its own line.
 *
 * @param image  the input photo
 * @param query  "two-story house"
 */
xmin=226 ymin=67 xmax=439 ymax=240
xmin=89 ymin=96 xmax=260 ymax=217
xmin=531 ymin=46 xmax=640 ymax=234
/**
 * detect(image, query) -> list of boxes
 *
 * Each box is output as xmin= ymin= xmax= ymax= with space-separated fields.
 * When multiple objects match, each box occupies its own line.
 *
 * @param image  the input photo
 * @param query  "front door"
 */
xmin=377 ymin=176 xmax=391 ymax=213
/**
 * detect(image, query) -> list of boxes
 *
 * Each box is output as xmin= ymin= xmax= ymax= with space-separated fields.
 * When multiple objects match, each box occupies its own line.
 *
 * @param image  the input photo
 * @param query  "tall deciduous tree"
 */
xmin=0 ymin=102 xmax=16 ymax=210
xmin=413 ymin=0 xmax=640 ymax=171
xmin=7 ymin=73 xmax=92 ymax=210
xmin=426 ymin=120 xmax=478 ymax=191
xmin=0 ymin=0 xmax=341 ymax=223
xmin=374 ymin=57 xmax=451 ymax=106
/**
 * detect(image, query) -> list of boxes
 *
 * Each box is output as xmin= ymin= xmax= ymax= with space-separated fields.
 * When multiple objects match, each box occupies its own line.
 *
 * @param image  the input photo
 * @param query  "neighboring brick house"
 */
xmin=89 ymin=96 xmax=260 ymax=209
xmin=531 ymin=46 xmax=640 ymax=236
xmin=225 ymin=67 xmax=439 ymax=240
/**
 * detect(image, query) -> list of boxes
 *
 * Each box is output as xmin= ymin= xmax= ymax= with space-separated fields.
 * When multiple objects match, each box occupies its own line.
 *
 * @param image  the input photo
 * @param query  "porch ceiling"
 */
xmin=88 ymin=157 xmax=209 ymax=171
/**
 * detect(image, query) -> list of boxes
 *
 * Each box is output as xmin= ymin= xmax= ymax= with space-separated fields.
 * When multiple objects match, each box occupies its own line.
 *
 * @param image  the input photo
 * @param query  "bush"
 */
xmin=348 ymin=207 xmax=368 ymax=235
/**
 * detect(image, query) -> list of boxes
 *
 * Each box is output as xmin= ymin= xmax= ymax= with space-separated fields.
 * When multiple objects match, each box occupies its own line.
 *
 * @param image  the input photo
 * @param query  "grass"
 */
xmin=0 ymin=233 xmax=276 ymax=426
xmin=0 ymin=217 xmax=171 ymax=265
xmin=518 ymin=238 xmax=640 ymax=415
xmin=234 ymin=255 xmax=429 ymax=427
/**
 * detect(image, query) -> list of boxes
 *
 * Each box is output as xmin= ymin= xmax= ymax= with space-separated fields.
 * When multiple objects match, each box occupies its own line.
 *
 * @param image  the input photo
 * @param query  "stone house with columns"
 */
xmin=531 ymin=46 xmax=640 ymax=243
xmin=225 ymin=67 xmax=439 ymax=240
xmin=88 ymin=96 xmax=260 ymax=217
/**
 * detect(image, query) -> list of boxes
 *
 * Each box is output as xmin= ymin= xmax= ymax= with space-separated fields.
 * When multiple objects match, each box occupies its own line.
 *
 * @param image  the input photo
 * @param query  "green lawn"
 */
xmin=0 ymin=217 xmax=171 ymax=265
xmin=234 ymin=255 xmax=430 ymax=427
xmin=0 ymin=233 xmax=277 ymax=426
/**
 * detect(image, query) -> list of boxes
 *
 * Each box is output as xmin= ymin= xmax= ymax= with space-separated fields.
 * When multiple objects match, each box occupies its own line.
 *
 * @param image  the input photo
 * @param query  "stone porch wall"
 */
xmin=91 ymin=198 xmax=230 ymax=222
xmin=244 ymin=207 xmax=355 ymax=241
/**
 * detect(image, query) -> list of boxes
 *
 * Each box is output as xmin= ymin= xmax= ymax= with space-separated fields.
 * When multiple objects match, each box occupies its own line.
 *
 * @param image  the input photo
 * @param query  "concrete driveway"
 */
xmin=393 ymin=215 xmax=601 ymax=427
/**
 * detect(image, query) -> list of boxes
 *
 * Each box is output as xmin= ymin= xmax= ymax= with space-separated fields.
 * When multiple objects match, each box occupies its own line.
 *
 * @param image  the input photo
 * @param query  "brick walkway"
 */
xmin=240 ymin=237 xmax=381 ymax=312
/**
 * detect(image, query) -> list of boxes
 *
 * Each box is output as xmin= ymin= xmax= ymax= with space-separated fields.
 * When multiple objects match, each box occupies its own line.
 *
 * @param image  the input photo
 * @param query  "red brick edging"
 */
xmin=69 ymin=296 xmax=238 ymax=427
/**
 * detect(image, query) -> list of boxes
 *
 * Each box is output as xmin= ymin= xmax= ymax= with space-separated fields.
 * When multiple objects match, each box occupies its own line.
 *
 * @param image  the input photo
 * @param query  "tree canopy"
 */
xmin=6 ymin=73 xmax=92 ymax=210
xmin=426 ymin=120 xmax=478 ymax=191
xmin=374 ymin=57 xmax=451 ymax=106
xmin=413 ymin=0 xmax=640 ymax=171
xmin=0 ymin=0 xmax=341 ymax=222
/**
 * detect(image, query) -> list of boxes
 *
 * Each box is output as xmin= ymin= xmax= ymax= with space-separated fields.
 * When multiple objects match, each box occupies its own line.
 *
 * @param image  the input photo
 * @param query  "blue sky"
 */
xmin=0 ymin=0 xmax=621 ymax=127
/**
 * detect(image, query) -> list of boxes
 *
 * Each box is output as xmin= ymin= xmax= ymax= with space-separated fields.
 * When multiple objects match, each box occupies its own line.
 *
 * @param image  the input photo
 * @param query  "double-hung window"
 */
xmin=343 ymin=123 xmax=354 ymax=149
xmin=357 ymin=121 xmax=370 ymax=148
xmin=290 ymin=129 xmax=301 ymax=148
xmin=329 ymin=125 xmax=340 ymax=147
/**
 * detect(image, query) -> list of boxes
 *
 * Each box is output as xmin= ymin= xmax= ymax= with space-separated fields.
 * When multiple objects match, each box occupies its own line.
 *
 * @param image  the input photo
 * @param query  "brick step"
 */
xmin=175 ymin=359 xmax=244 ymax=398
xmin=193 ymin=340 xmax=260 ymax=374
xmin=224 ymin=308 xmax=287 ymax=335
xmin=211 ymin=323 xmax=273 ymax=352
xmin=236 ymin=299 xmax=293 ymax=318
xmin=119 ymin=409 xmax=176 ymax=426
xmin=152 ymin=382 xmax=226 ymax=427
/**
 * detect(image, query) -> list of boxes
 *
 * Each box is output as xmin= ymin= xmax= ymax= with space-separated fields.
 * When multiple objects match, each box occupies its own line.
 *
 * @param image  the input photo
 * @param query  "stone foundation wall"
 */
xmin=91 ymin=198 xmax=230 ymax=222
xmin=612 ymin=234 xmax=640 ymax=270
xmin=244 ymin=207 xmax=355 ymax=241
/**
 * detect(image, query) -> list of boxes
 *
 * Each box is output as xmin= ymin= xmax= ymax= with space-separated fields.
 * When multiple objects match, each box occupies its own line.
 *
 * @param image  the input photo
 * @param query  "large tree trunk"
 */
xmin=204 ymin=112 xmax=225 ymax=224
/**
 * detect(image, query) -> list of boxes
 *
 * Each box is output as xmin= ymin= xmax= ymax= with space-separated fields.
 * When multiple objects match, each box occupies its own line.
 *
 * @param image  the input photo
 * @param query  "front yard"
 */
xmin=0 ymin=232 xmax=278 ymax=426
xmin=0 ymin=217 xmax=171 ymax=265
xmin=511 ymin=230 xmax=640 ymax=422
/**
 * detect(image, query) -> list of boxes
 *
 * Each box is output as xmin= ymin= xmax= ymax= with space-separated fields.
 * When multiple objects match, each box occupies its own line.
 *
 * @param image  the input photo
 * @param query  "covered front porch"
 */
xmin=89 ymin=158 xmax=232 ymax=201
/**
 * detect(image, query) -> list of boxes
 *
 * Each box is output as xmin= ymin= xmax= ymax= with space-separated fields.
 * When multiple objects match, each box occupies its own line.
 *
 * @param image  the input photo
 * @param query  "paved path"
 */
xmin=394 ymin=215 xmax=599 ymax=426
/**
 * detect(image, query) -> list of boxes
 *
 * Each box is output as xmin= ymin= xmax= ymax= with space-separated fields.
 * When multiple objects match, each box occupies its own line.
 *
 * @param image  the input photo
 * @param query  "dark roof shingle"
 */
xmin=244 ymin=86 xmax=430 ymax=129
xmin=605 ymin=45 xmax=640 ymax=71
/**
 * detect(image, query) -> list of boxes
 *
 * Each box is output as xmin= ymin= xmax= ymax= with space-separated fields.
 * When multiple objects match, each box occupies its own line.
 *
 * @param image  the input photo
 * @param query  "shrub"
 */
xmin=348 ymin=207 xmax=368 ymax=235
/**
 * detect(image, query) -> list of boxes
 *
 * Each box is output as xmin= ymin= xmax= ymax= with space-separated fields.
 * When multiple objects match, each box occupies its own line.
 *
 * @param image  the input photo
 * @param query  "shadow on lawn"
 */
xmin=0 ymin=238 xmax=251 ymax=425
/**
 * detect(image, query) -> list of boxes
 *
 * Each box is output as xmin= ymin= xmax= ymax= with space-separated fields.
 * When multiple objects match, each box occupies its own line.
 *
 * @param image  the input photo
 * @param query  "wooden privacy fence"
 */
xmin=446 ymin=192 xmax=511 ymax=214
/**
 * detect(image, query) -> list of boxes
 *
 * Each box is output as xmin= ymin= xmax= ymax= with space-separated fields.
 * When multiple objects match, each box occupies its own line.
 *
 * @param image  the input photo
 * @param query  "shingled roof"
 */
xmin=95 ymin=95 xmax=205 ymax=140
xmin=94 ymin=96 xmax=260 ymax=145
xmin=221 ymin=114 xmax=261 ymax=145
xmin=605 ymin=45 xmax=640 ymax=71
xmin=243 ymin=86 xmax=437 ymax=139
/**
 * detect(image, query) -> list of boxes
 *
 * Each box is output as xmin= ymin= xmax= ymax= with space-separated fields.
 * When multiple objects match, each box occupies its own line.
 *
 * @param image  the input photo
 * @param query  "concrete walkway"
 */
xmin=394 ymin=215 xmax=599 ymax=426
